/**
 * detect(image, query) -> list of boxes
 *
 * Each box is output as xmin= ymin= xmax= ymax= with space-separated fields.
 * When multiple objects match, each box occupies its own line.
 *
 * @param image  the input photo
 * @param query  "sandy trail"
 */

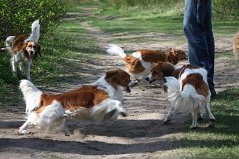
xmin=0 ymin=8 xmax=238 ymax=159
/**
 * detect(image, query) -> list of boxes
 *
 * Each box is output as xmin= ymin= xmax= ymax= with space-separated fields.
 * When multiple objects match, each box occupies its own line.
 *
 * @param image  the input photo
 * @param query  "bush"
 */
xmin=99 ymin=0 xmax=239 ymax=19
xmin=212 ymin=0 xmax=239 ymax=19
xmin=0 ymin=0 xmax=68 ymax=40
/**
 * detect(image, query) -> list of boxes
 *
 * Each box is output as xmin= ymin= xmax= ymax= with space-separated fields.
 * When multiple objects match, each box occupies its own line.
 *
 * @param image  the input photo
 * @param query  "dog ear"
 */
xmin=151 ymin=63 xmax=158 ymax=69
xmin=170 ymin=49 xmax=177 ymax=56
xmin=161 ymin=63 xmax=174 ymax=76
xmin=106 ymin=70 xmax=116 ymax=79
xmin=167 ymin=48 xmax=173 ymax=52
xmin=105 ymin=70 xmax=119 ymax=89
xmin=22 ymin=42 xmax=30 ymax=58
xmin=35 ymin=44 xmax=41 ymax=56
xmin=22 ymin=42 xmax=28 ymax=53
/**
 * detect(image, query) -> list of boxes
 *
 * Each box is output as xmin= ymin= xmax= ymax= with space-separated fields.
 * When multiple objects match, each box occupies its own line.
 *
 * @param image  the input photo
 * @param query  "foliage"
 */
xmin=99 ymin=0 xmax=239 ymax=19
xmin=212 ymin=0 xmax=239 ymax=19
xmin=0 ymin=0 xmax=68 ymax=40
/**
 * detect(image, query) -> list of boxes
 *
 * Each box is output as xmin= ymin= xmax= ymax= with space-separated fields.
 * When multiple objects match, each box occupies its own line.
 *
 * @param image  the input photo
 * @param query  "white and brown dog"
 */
xmin=18 ymin=69 xmax=132 ymax=135
xmin=1 ymin=19 xmax=41 ymax=80
xmin=147 ymin=63 xmax=216 ymax=129
xmin=106 ymin=44 xmax=187 ymax=85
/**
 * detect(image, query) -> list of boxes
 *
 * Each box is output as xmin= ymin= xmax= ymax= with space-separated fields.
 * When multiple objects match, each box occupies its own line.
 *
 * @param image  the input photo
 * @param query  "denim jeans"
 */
xmin=183 ymin=0 xmax=215 ymax=90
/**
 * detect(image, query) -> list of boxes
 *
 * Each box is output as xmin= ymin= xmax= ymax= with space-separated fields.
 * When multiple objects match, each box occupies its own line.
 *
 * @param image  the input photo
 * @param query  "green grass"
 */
xmin=74 ymin=0 xmax=239 ymax=45
xmin=153 ymin=88 xmax=239 ymax=159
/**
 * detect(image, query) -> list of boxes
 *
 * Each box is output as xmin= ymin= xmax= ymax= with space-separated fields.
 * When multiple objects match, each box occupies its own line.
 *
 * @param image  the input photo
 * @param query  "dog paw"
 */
xmin=0 ymin=48 xmax=6 ymax=52
xmin=163 ymin=118 xmax=171 ymax=124
xmin=120 ymin=112 xmax=128 ymax=117
xmin=209 ymin=118 xmax=216 ymax=122
xmin=32 ymin=106 xmax=40 ymax=111
xmin=18 ymin=129 xmax=27 ymax=135
xmin=190 ymin=125 xmax=198 ymax=129
xmin=197 ymin=116 xmax=204 ymax=121
xmin=129 ymin=81 xmax=138 ymax=87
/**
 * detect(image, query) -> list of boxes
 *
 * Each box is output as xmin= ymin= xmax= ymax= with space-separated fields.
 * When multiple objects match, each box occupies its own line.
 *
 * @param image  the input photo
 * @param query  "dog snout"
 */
xmin=145 ymin=76 xmax=154 ymax=83
xmin=125 ymin=86 xmax=131 ymax=93
xmin=30 ymin=51 xmax=34 ymax=55
xmin=129 ymin=81 xmax=137 ymax=87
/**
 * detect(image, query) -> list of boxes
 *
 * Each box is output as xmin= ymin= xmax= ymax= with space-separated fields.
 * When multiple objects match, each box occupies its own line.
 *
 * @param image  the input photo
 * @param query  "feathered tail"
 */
xmin=19 ymin=80 xmax=43 ymax=115
xmin=26 ymin=19 xmax=40 ymax=43
xmin=1 ymin=36 xmax=15 ymax=52
xmin=106 ymin=44 xmax=127 ymax=58
xmin=165 ymin=77 xmax=204 ymax=113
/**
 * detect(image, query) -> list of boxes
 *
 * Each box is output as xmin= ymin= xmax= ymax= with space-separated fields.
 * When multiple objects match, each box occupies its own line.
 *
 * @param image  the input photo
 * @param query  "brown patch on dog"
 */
xmin=36 ymin=85 xmax=110 ymax=113
xmin=166 ymin=48 xmax=188 ymax=65
xmin=124 ymin=56 xmax=145 ymax=73
xmin=171 ymin=64 xmax=200 ymax=79
xmin=12 ymin=35 xmax=28 ymax=54
xmin=181 ymin=73 xmax=209 ymax=98
xmin=150 ymin=62 xmax=175 ymax=80
xmin=139 ymin=49 xmax=167 ymax=63
xmin=105 ymin=69 xmax=131 ymax=92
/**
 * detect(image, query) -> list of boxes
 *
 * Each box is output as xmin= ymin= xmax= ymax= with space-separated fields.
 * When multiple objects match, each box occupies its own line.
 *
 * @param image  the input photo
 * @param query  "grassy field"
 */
xmin=0 ymin=0 xmax=238 ymax=158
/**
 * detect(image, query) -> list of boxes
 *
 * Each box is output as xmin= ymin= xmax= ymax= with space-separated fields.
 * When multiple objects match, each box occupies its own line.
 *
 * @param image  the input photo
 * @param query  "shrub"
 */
xmin=0 ymin=0 xmax=68 ymax=40
xmin=212 ymin=0 xmax=239 ymax=19
xmin=99 ymin=0 xmax=239 ymax=19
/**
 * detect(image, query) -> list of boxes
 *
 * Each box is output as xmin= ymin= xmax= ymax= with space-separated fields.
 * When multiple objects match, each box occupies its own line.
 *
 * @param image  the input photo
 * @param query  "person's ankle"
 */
xmin=210 ymin=88 xmax=216 ymax=98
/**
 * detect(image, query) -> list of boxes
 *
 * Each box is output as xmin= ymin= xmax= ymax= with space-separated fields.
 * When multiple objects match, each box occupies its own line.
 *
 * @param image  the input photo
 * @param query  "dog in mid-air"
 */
xmin=18 ymin=69 xmax=132 ymax=135
xmin=1 ymin=19 xmax=41 ymax=80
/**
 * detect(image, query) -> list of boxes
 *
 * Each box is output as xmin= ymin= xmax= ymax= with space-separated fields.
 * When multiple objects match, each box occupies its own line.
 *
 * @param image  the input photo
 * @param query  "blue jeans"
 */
xmin=183 ymin=0 xmax=215 ymax=89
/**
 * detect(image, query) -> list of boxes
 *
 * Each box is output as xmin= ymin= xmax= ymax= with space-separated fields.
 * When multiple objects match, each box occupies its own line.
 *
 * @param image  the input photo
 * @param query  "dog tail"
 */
xmin=27 ymin=19 xmax=40 ymax=43
xmin=165 ymin=76 xmax=204 ymax=113
xmin=1 ymin=36 xmax=15 ymax=52
xmin=106 ymin=44 xmax=126 ymax=58
xmin=19 ymin=80 xmax=43 ymax=115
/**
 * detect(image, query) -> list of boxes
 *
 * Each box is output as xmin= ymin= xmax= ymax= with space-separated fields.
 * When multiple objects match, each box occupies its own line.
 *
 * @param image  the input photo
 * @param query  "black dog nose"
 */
xmin=30 ymin=51 xmax=34 ymax=55
xmin=145 ymin=77 xmax=149 ymax=81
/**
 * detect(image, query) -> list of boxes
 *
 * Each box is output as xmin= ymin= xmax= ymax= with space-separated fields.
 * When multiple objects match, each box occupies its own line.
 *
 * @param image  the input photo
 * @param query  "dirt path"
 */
xmin=1 ymin=7 xmax=239 ymax=159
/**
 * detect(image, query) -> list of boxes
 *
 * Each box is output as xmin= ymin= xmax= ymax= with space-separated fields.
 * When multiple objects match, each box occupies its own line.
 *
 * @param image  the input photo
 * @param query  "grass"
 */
xmin=72 ymin=0 xmax=239 ymax=47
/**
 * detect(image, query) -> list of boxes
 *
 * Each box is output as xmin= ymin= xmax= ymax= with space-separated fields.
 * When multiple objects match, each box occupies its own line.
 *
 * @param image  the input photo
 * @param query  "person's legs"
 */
xmin=204 ymin=0 xmax=215 ymax=91
xmin=183 ymin=0 xmax=215 ymax=92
